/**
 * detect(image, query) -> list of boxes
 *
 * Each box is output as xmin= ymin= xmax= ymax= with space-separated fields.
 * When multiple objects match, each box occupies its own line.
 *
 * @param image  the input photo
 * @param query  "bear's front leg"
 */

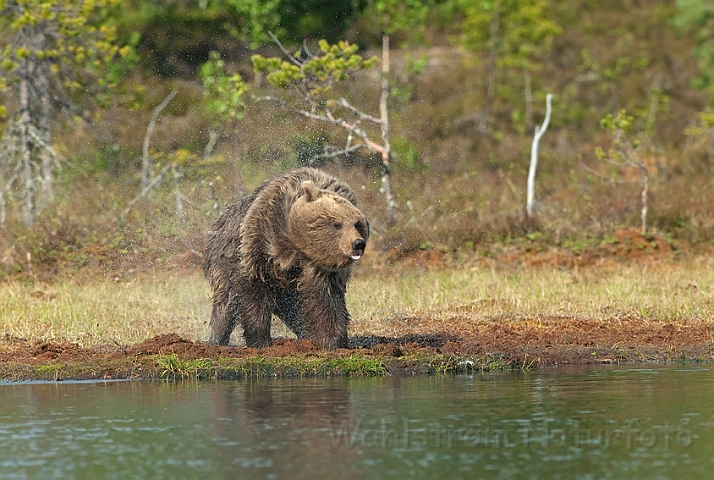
xmin=238 ymin=279 xmax=275 ymax=348
xmin=301 ymin=281 xmax=350 ymax=350
xmin=208 ymin=284 xmax=238 ymax=346
xmin=275 ymin=287 xmax=307 ymax=339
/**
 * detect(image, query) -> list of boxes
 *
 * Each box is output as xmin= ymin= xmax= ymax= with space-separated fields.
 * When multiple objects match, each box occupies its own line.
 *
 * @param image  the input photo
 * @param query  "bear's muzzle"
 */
xmin=351 ymin=238 xmax=366 ymax=260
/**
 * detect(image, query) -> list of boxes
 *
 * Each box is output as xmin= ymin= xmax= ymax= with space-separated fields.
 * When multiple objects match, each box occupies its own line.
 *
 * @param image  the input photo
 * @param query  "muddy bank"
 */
xmin=2 ymin=317 xmax=713 ymax=381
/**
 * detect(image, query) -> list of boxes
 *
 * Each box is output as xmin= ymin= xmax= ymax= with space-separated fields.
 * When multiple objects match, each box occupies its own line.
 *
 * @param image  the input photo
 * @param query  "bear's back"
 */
xmin=263 ymin=168 xmax=358 ymax=208
xmin=202 ymin=184 xmax=265 ymax=279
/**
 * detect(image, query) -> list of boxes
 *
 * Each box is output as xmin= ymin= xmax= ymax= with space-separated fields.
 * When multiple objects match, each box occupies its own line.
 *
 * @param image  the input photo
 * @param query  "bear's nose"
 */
xmin=352 ymin=239 xmax=366 ymax=251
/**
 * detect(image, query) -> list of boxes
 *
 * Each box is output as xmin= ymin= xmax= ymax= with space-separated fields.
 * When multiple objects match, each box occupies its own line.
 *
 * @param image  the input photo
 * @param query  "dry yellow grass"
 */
xmin=1 ymin=275 xmax=212 ymax=346
xmin=2 ymin=255 xmax=714 ymax=347
xmin=349 ymin=257 xmax=714 ymax=338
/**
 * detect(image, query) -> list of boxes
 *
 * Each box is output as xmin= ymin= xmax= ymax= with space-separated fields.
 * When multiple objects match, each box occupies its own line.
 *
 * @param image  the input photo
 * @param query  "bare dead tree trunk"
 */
xmin=203 ymin=128 xmax=219 ymax=158
xmin=39 ymin=65 xmax=53 ymax=202
xmin=638 ymin=165 xmax=649 ymax=233
xmin=122 ymin=92 xmax=178 ymax=221
xmin=142 ymin=90 xmax=177 ymax=191
xmin=204 ymin=180 xmax=221 ymax=216
xmin=379 ymin=35 xmax=396 ymax=227
xmin=173 ymin=163 xmax=184 ymax=220
xmin=0 ymin=187 xmax=8 ymax=229
xmin=121 ymin=163 xmax=172 ymax=220
xmin=524 ymin=70 xmax=533 ymax=128
xmin=19 ymin=64 xmax=34 ymax=227
xmin=0 ymin=164 xmax=20 ymax=230
xmin=526 ymin=94 xmax=553 ymax=220
xmin=37 ymin=28 xmax=54 ymax=203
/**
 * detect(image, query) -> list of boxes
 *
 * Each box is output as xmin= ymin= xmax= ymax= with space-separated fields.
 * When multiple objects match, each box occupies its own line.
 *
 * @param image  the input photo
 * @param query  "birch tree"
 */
xmin=0 ymin=0 xmax=128 ymax=226
xmin=526 ymin=93 xmax=552 ymax=219
xmin=457 ymin=0 xmax=560 ymax=133
xmin=585 ymin=110 xmax=653 ymax=233
xmin=251 ymin=37 xmax=406 ymax=225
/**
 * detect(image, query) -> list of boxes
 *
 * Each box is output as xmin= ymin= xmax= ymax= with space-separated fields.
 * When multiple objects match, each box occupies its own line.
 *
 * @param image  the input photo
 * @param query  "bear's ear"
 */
xmin=298 ymin=180 xmax=321 ymax=202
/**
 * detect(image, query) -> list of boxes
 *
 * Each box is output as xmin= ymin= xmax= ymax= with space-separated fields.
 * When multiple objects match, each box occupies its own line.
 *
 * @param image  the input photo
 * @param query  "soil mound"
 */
xmin=2 ymin=315 xmax=713 ymax=381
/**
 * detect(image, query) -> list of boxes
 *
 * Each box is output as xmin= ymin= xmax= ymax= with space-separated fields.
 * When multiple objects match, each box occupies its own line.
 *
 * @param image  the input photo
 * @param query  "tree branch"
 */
xmin=253 ymin=94 xmax=290 ymax=107
xmin=336 ymin=98 xmax=383 ymax=125
xmin=26 ymin=124 xmax=66 ymax=169
xmin=0 ymin=160 xmax=22 ymax=230
xmin=268 ymin=31 xmax=304 ymax=67
xmin=313 ymin=144 xmax=366 ymax=160
xmin=581 ymin=161 xmax=640 ymax=185
xmin=121 ymin=163 xmax=172 ymax=220
xmin=142 ymin=90 xmax=177 ymax=190
xmin=302 ymin=39 xmax=316 ymax=59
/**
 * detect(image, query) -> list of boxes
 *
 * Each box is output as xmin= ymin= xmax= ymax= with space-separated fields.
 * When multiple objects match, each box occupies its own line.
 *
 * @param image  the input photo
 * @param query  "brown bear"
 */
xmin=203 ymin=168 xmax=369 ymax=349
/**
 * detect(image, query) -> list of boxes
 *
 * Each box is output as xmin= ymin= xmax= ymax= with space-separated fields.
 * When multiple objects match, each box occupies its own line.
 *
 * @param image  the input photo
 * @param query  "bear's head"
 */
xmin=287 ymin=180 xmax=370 ymax=270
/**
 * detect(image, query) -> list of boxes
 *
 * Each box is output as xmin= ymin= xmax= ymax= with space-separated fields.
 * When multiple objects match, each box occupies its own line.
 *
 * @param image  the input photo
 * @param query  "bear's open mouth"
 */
xmin=351 ymin=254 xmax=362 ymax=261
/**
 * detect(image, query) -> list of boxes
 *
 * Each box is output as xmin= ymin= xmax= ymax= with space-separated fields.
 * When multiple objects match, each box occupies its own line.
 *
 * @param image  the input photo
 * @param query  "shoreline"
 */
xmin=2 ymin=322 xmax=712 ymax=381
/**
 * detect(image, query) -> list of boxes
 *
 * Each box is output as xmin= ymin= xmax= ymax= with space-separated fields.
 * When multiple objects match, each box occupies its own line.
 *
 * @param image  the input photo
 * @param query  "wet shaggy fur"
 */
xmin=203 ymin=168 xmax=370 ymax=349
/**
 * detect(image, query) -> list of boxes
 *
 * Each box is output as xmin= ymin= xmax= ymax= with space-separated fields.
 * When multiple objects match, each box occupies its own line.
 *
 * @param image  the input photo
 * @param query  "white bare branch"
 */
xmin=336 ymin=98 xmax=383 ymax=125
xmin=259 ymin=33 xmax=397 ymax=226
xmin=268 ymin=31 xmax=304 ymax=67
xmin=27 ymin=125 xmax=66 ymax=169
xmin=313 ymin=144 xmax=366 ymax=160
xmin=121 ymin=163 xmax=172 ymax=220
xmin=526 ymin=93 xmax=553 ymax=219
xmin=0 ymin=160 xmax=22 ymax=229
xmin=142 ymin=90 xmax=177 ymax=190
xmin=302 ymin=39 xmax=316 ymax=59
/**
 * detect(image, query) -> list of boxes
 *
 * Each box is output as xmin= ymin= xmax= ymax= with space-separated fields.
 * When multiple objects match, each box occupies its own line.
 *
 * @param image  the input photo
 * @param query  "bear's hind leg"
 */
xmin=208 ymin=286 xmax=239 ymax=346
xmin=238 ymin=281 xmax=275 ymax=348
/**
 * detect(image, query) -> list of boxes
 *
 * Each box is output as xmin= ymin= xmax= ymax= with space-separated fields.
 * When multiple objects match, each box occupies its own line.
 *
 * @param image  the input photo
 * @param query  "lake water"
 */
xmin=0 ymin=365 xmax=712 ymax=479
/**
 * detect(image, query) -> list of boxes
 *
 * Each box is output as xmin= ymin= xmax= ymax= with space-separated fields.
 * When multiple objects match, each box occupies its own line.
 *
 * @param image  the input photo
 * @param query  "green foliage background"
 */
xmin=2 ymin=0 xmax=714 ymax=277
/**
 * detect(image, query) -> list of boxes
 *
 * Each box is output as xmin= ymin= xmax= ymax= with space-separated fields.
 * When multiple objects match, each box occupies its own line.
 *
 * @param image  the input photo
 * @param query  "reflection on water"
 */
xmin=1 ymin=366 xmax=713 ymax=479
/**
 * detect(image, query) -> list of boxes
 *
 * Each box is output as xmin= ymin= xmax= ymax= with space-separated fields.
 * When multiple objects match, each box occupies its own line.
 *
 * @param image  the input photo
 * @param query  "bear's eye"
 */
xmin=333 ymin=222 xmax=343 ymax=230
